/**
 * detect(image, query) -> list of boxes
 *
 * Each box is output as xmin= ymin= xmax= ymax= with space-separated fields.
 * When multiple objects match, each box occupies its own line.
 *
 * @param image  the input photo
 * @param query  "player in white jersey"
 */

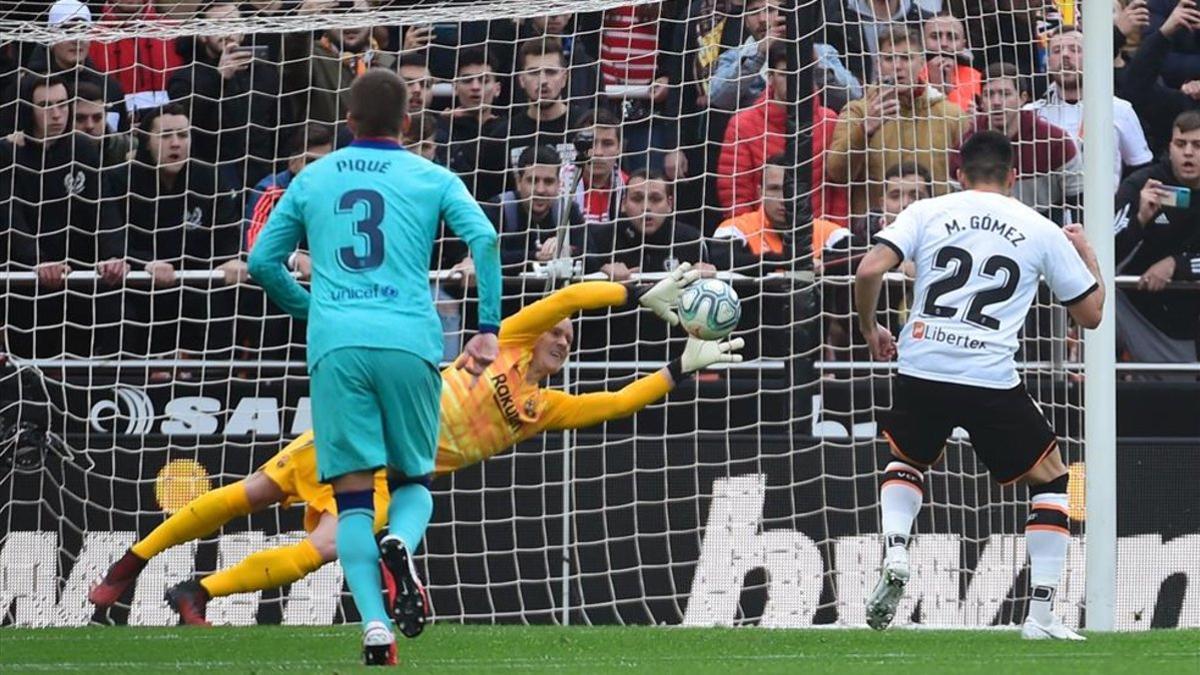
xmin=853 ymin=131 xmax=1105 ymax=640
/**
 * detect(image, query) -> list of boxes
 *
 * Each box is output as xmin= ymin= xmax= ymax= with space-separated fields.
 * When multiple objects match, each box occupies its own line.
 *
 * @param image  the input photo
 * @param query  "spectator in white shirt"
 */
xmin=1024 ymin=26 xmax=1153 ymax=189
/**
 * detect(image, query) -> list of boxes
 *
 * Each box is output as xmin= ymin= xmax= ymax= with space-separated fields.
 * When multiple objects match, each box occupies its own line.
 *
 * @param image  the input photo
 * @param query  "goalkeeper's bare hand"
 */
xmin=681 ymin=336 xmax=745 ymax=374
xmin=638 ymin=262 xmax=701 ymax=325
xmin=456 ymin=332 xmax=499 ymax=381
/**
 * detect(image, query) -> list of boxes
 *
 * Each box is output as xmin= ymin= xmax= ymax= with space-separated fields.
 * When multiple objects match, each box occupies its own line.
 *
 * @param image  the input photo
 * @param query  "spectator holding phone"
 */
xmin=168 ymin=1 xmax=284 ymax=187
xmin=1120 ymin=0 xmax=1200 ymax=155
xmin=826 ymin=26 xmax=969 ymax=217
xmin=1113 ymin=110 xmax=1200 ymax=364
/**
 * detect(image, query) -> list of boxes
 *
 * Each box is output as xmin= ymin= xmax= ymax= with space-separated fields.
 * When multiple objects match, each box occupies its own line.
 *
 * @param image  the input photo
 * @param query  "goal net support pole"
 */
xmin=1082 ymin=0 xmax=1117 ymax=633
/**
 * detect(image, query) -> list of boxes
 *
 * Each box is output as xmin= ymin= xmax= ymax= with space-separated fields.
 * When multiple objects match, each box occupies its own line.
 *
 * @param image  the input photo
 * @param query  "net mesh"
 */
xmin=0 ymin=0 xmax=1120 ymax=630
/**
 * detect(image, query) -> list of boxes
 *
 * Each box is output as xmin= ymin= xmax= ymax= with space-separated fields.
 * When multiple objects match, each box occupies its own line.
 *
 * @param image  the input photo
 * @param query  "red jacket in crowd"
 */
xmin=89 ymin=3 xmax=184 ymax=96
xmin=716 ymin=91 xmax=846 ymax=224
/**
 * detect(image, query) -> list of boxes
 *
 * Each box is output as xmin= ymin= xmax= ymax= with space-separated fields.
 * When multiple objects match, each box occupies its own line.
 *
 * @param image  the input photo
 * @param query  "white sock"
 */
xmin=880 ymin=461 xmax=924 ymax=552
xmin=1026 ymin=491 xmax=1070 ymax=624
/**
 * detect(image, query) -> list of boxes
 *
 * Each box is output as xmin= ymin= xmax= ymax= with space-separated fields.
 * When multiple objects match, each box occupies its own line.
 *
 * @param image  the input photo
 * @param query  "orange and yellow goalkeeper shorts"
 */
xmin=259 ymin=431 xmax=389 ymax=533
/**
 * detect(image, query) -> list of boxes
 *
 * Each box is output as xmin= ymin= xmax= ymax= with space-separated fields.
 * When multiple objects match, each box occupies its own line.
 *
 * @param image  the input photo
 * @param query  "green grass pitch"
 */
xmin=2 ymin=626 xmax=1196 ymax=673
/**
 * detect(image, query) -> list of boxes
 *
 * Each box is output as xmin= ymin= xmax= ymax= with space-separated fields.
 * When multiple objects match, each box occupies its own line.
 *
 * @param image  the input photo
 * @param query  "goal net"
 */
xmin=0 ymin=0 xmax=1184 ymax=632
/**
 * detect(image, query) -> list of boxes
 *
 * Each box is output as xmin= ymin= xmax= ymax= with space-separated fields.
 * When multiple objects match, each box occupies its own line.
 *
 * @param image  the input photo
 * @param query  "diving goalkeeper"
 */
xmin=90 ymin=272 xmax=743 ymax=628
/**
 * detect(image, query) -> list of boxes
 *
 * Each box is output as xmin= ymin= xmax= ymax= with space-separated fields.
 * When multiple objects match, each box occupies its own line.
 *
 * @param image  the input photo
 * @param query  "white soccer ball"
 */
xmin=677 ymin=279 xmax=741 ymax=340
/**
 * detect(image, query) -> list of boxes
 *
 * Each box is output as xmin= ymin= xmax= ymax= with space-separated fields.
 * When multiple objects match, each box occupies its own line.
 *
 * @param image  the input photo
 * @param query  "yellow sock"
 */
xmin=130 ymin=483 xmax=254 ymax=560
xmin=199 ymin=539 xmax=325 ymax=598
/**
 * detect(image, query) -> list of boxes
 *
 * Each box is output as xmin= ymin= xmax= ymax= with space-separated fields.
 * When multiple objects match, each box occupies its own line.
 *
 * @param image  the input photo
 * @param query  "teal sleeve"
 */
xmin=247 ymin=180 xmax=311 ymax=320
xmin=440 ymin=175 xmax=502 ymax=330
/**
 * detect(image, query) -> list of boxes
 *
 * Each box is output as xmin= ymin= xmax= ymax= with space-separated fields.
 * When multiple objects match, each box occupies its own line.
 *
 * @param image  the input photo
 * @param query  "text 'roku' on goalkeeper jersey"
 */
xmin=875 ymin=190 xmax=1097 ymax=390
xmin=248 ymin=139 xmax=501 ymax=370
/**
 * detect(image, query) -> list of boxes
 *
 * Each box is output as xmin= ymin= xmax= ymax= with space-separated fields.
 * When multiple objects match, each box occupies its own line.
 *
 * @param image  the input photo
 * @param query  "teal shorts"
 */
xmin=310 ymin=347 xmax=442 ymax=482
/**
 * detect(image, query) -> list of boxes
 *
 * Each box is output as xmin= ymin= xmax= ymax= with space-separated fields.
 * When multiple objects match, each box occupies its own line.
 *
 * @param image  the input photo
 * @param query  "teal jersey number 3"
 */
xmin=247 ymin=140 xmax=502 ymax=372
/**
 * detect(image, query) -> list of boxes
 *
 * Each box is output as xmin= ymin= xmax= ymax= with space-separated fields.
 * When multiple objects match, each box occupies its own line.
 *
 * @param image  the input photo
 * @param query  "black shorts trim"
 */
xmin=1061 ymin=282 xmax=1098 ymax=307
xmin=875 ymin=237 xmax=905 ymax=263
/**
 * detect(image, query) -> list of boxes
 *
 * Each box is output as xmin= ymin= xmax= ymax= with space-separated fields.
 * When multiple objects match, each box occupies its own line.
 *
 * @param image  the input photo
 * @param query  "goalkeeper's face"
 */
xmin=531 ymin=319 xmax=574 ymax=377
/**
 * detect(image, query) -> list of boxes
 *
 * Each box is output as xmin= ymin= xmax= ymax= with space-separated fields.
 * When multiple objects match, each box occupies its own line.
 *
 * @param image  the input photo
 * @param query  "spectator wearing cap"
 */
xmin=115 ymin=104 xmax=244 ymax=361
xmin=167 ymin=1 xmax=285 ymax=188
xmin=88 ymin=0 xmax=184 ymax=104
xmin=717 ymin=41 xmax=844 ymax=222
xmin=922 ymin=13 xmax=982 ymax=116
xmin=1026 ymin=26 xmax=1153 ymax=190
xmin=1 ymin=0 xmax=127 ymax=135
xmin=1120 ymin=0 xmax=1200 ymax=155
xmin=1 ymin=73 xmax=127 ymax=358
xmin=826 ymin=25 xmax=969 ymax=217
xmin=584 ymin=170 xmax=713 ymax=281
xmin=1113 ymin=110 xmax=1200 ymax=365
xmin=958 ymin=62 xmax=1082 ymax=224
xmin=1145 ymin=0 xmax=1200 ymax=88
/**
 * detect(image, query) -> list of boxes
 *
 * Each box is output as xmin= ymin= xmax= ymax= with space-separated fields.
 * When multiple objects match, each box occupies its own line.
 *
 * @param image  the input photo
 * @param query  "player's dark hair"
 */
xmin=958 ymin=130 xmax=1013 ymax=185
xmin=348 ymin=69 xmax=407 ymax=138
xmin=884 ymin=160 xmax=932 ymax=186
xmin=518 ymin=36 xmax=566 ymax=69
xmin=456 ymin=46 xmax=498 ymax=75
xmin=516 ymin=144 xmax=560 ymax=171
xmin=1174 ymin=110 xmax=1200 ymax=135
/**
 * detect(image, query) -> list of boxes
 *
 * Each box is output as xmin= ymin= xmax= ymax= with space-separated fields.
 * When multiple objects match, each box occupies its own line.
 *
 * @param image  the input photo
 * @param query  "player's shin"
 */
xmin=130 ymin=482 xmax=254 ymax=560
xmin=335 ymin=489 xmax=391 ymax=627
xmin=386 ymin=480 xmax=434 ymax=552
xmin=1025 ymin=474 xmax=1070 ymax=625
xmin=879 ymin=460 xmax=925 ymax=557
xmin=199 ymin=539 xmax=325 ymax=598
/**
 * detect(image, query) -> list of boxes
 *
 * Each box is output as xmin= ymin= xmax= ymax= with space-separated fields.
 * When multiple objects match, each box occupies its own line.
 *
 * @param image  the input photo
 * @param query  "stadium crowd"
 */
xmin=0 ymin=0 xmax=1197 ymax=372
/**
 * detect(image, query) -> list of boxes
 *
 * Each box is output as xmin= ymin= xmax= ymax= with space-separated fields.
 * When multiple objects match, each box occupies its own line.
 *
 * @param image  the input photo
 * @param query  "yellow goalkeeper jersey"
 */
xmin=262 ymin=281 xmax=673 ymax=528
xmin=436 ymin=281 xmax=671 ymax=473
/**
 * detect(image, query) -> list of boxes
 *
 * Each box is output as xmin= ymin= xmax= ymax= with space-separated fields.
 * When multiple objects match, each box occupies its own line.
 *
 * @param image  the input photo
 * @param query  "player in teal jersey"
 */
xmin=248 ymin=69 xmax=501 ymax=666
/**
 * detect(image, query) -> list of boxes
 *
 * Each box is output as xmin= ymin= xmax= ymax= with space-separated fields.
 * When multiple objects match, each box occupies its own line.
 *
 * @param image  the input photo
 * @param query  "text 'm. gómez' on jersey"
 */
xmin=875 ymin=190 xmax=1097 ymax=389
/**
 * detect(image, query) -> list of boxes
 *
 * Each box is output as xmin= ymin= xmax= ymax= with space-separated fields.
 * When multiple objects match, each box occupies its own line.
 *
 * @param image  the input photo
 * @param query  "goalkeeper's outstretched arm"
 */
xmin=538 ymin=337 xmax=744 ymax=432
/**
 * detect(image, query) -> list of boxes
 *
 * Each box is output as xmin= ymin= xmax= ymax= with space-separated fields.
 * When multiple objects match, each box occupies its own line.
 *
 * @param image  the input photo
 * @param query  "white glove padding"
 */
xmin=681 ymin=336 xmax=745 ymax=373
xmin=637 ymin=261 xmax=702 ymax=325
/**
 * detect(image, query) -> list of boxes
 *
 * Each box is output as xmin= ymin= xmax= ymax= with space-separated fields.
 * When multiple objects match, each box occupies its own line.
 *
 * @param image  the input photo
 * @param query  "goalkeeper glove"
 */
xmin=668 ymin=336 xmax=745 ymax=382
xmin=634 ymin=262 xmax=701 ymax=325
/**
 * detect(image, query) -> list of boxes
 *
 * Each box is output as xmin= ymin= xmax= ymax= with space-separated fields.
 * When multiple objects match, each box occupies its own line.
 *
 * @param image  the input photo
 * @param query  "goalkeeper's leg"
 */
xmin=166 ymin=512 xmax=336 ymax=626
xmin=89 ymin=473 xmax=281 ymax=608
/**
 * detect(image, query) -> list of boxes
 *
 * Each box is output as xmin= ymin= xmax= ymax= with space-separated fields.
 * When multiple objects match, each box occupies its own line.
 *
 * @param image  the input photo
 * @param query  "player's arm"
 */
xmin=247 ymin=178 xmax=310 ymax=319
xmin=1055 ymin=224 xmax=1105 ymax=329
xmin=854 ymin=243 xmax=902 ymax=360
xmin=439 ymin=174 xmax=502 ymax=333
xmin=539 ymin=337 xmax=744 ymax=431
xmin=500 ymin=265 xmax=701 ymax=345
